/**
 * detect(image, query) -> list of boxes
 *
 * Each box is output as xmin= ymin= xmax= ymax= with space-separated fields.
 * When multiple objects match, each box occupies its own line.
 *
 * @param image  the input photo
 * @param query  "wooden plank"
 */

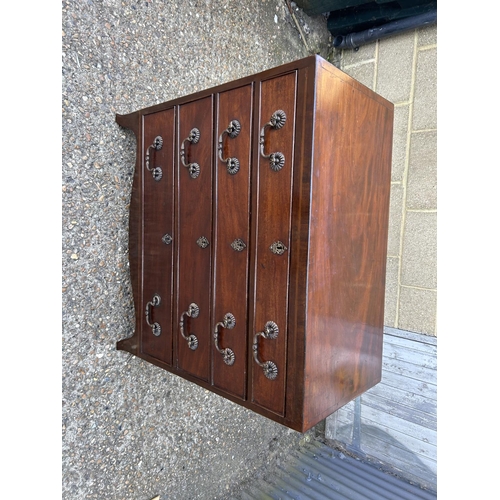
xmin=384 ymin=326 xmax=437 ymax=346
xmin=382 ymin=357 xmax=436 ymax=385
xmin=361 ymin=392 xmax=436 ymax=430
xmin=361 ymin=404 xmax=436 ymax=449
xmin=380 ymin=370 xmax=436 ymax=400
xmin=383 ymin=334 xmax=437 ymax=355
xmin=382 ymin=342 xmax=437 ymax=370
xmin=383 ymin=332 xmax=437 ymax=355
xmin=335 ymin=403 xmax=436 ymax=461
xmin=335 ymin=409 xmax=436 ymax=469
xmin=366 ymin=382 xmax=437 ymax=417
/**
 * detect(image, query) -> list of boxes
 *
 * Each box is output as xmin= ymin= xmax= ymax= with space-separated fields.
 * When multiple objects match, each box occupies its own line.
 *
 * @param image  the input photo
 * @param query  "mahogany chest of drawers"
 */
xmin=116 ymin=55 xmax=394 ymax=432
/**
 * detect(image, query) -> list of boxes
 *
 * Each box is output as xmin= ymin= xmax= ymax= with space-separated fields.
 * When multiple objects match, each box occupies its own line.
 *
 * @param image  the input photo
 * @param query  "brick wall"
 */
xmin=334 ymin=24 xmax=437 ymax=335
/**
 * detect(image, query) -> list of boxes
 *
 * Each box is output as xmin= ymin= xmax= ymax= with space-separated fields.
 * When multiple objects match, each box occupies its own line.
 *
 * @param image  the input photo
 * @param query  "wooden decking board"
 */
xmin=383 ymin=342 xmax=437 ymax=370
xmin=384 ymin=334 xmax=437 ymax=356
xmin=384 ymin=333 xmax=437 ymax=356
xmin=334 ymin=407 xmax=436 ymax=459
xmin=382 ymin=357 xmax=437 ymax=385
xmin=332 ymin=418 xmax=437 ymax=478
xmin=379 ymin=369 xmax=437 ymax=400
xmin=361 ymin=392 xmax=437 ymax=430
xmin=384 ymin=327 xmax=437 ymax=346
xmin=366 ymin=381 xmax=437 ymax=415
xmin=332 ymin=391 xmax=436 ymax=433
xmin=356 ymin=411 xmax=436 ymax=459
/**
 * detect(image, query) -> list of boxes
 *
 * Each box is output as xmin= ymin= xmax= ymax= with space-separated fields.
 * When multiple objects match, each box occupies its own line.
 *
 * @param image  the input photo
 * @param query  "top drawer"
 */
xmin=251 ymin=71 xmax=297 ymax=416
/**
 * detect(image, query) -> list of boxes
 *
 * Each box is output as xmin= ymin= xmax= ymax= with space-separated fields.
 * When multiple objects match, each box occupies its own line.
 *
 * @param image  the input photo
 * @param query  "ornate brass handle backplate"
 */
xmin=145 ymin=293 xmax=161 ymax=336
xmin=253 ymin=321 xmax=279 ymax=380
xmin=260 ymin=110 xmax=286 ymax=172
xmin=213 ymin=313 xmax=236 ymax=365
xmin=179 ymin=302 xmax=200 ymax=350
xmin=218 ymin=119 xmax=241 ymax=175
xmin=180 ymin=128 xmax=201 ymax=179
xmin=145 ymin=136 xmax=163 ymax=181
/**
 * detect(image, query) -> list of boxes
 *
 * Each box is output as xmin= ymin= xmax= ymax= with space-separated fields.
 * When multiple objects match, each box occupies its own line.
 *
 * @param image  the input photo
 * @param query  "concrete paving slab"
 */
xmin=407 ymin=130 xmax=437 ymax=210
xmin=412 ymin=47 xmax=437 ymax=131
xmin=401 ymin=211 xmax=437 ymax=289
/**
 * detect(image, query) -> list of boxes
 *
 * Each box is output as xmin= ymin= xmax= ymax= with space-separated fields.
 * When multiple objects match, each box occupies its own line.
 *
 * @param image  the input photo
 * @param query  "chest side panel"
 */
xmin=304 ymin=64 xmax=394 ymax=428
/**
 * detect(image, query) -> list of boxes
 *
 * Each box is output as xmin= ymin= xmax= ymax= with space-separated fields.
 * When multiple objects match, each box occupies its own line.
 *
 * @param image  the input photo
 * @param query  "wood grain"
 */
xmin=212 ymin=84 xmax=253 ymax=399
xmin=176 ymin=96 xmax=214 ymax=382
xmin=141 ymin=108 xmax=175 ymax=365
xmin=250 ymin=71 xmax=297 ymax=416
xmin=115 ymin=55 xmax=394 ymax=433
xmin=302 ymin=58 xmax=393 ymax=429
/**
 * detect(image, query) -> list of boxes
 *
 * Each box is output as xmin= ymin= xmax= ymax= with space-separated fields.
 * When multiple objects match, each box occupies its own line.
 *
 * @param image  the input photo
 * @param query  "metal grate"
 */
xmin=241 ymin=439 xmax=436 ymax=500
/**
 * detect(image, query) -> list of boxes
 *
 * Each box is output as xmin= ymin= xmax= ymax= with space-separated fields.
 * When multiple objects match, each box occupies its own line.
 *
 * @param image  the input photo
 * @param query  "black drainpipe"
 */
xmin=333 ymin=9 xmax=437 ymax=50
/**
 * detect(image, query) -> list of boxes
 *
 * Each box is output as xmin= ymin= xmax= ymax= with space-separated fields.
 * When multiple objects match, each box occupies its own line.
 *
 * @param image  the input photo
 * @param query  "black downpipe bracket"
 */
xmin=333 ymin=10 xmax=437 ymax=50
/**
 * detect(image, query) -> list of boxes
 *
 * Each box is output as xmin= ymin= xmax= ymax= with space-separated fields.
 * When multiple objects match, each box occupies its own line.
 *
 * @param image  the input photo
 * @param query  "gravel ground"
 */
xmin=62 ymin=1 xmax=331 ymax=499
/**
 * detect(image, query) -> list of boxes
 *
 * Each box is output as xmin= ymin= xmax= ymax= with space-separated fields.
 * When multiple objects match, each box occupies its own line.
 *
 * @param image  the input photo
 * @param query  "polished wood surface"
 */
xmin=302 ymin=59 xmax=393 ymax=429
xmin=116 ymin=55 xmax=394 ymax=432
xmin=284 ymin=62 xmax=316 ymax=428
xmin=176 ymin=96 xmax=213 ymax=382
xmin=212 ymin=84 xmax=253 ymax=399
xmin=250 ymin=72 xmax=297 ymax=416
xmin=141 ymin=109 xmax=175 ymax=365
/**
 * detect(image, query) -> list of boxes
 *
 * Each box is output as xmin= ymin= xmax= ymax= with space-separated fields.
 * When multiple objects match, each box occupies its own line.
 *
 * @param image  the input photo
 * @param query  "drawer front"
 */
xmin=176 ymin=96 xmax=214 ymax=382
xmin=212 ymin=84 xmax=253 ymax=398
xmin=141 ymin=108 xmax=175 ymax=364
xmin=251 ymin=72 xmax=297 ymax=415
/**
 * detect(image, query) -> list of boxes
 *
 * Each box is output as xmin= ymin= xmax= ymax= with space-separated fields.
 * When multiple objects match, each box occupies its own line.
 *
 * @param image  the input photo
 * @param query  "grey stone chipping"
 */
xmin=62 ymin=1 xmax=331 ymax=499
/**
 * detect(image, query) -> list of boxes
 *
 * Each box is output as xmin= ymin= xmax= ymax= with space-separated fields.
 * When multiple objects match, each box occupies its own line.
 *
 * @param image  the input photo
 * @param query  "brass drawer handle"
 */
xmin=218 ymin=119 xmax=241 ymax=175
xmin=179 ymin=302 xmax=199 ymax=350
xmin=260 ymin=110 xmax=286 ymax=172
xmin=253 ymin=321 xmax=279 ymax=380
xmin=180 ymin=128 xmax=201 ymax=179
xmin=214 ymin=313 xmax=236 ymax=366
xmin=145 ymin=293 xmax=161 ymax=336
xmin=145 ymin=135 xmax=163 ymax=181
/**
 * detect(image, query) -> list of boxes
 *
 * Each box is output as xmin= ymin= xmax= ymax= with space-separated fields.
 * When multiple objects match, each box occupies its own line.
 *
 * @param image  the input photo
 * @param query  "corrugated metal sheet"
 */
xmin=241 ymin=439 xmax=436 ymax=500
